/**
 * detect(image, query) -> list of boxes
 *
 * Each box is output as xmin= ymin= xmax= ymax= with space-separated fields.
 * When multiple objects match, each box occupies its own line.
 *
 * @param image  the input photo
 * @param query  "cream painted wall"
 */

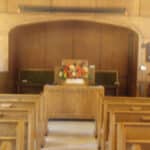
xmin=0 ymin=0 xmax=7 ymax=12
xmin=140 ymin=0 xmax=150 ymax=16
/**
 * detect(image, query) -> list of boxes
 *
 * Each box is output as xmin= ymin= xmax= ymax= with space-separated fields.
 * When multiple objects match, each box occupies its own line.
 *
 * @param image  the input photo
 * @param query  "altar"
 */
xmin=43 ymin=85 xmax=104 ymax=120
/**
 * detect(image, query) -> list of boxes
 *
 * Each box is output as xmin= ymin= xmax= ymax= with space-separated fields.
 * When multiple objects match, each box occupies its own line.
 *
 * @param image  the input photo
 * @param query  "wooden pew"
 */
xmin=1 ymin=141 xmax=13 ymax=150
xmin=101 ymin=96 xmax=150 ymax=150
xmin=0 ymin=119 xmax=25 ymax=150
xmin=0 ymin=107 xmax=34 ymax=150
xmin=0 ymin=94 xmax=46 ymax=150
xmin=108 ymin=110 xmax=150 ymax=150
xmin=117 ymin=122 xmax=150 ymax=150
xmin=40 ymin=93 xmax=48 ymax=139
xmin=131 ymin=144 xmax=142 ymax=150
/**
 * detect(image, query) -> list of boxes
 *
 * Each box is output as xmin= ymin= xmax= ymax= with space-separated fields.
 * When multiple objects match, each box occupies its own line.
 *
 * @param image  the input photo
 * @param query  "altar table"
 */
xmin=43 ymin=85 xmax=104 ymax=120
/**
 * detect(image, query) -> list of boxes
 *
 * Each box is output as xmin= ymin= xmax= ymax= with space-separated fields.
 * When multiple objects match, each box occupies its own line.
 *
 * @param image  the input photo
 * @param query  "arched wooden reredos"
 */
xmin=9 ymin=20 xmax=138 ymax=96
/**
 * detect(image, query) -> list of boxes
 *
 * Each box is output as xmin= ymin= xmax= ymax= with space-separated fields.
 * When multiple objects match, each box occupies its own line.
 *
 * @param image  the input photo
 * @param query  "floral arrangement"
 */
xmin=58 ymin=63 xmax=88 ymax=80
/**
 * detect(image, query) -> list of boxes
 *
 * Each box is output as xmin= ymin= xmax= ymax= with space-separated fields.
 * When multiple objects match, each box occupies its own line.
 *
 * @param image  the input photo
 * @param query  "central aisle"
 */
xmin=41 ymin=120 xmax=98 ymax=150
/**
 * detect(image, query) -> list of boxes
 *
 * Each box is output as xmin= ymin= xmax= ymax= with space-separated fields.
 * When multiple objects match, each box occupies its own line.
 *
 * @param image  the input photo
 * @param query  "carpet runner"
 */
xmin=41 ymin=121 xmax=98 ymax=150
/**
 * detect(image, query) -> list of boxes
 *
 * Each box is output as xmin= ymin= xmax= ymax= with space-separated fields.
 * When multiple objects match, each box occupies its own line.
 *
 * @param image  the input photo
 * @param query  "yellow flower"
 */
xmin=64 ymin=72 xmax=67 ymax=78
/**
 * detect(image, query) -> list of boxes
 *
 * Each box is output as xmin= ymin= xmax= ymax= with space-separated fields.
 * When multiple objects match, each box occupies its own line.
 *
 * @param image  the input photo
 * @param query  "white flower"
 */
xmin=72 ymin=71 xmax=76 ymax=77
xmin=69 ymin=65 xmax=75 ymax=70
xmin=83 ymin=66 xmax=88 ymax=72
xmin=59 ymin=71 xmax=63 ymax=77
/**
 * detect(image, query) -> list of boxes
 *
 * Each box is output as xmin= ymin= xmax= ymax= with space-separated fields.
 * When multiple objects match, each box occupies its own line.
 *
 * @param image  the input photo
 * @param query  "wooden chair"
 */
xmin=17 ymin=69 xmax=54 ymax=93
xmin=95 ymin=70 xmax=119 ymax=96
xmin=117 ymin=122 xmax=150 ymax=150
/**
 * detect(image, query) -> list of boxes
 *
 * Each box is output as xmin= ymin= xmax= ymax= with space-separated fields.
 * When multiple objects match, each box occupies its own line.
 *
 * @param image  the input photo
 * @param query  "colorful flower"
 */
xmin=58 ymin=63 xmax=88 ymax=80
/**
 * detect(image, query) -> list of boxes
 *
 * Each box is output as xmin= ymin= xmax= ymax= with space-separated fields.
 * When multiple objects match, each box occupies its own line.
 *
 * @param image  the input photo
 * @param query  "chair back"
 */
xmin=95 ymin=70 xmax=119 ymax=86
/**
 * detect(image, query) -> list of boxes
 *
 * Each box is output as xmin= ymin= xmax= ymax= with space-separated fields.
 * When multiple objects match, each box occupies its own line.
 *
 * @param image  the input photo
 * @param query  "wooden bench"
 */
xmin=108 ymin=110 xmax=150 ymax=150
xmin=117 ymin=122 xmax=150 ymax=150
xmin=0 ymin=94 xmax=47 ymax=150
xmin=101 ymin=96 xmax=150 ymax=150
xmin=3 ymin=89 xmax=150 ymax=150
xmin=0 ymin=106 xmax=35 ymax=150
xmin=1 ymin=141 xmax=13 ymax=150
xmin=0 ymin=119 xmax=25 ymax=150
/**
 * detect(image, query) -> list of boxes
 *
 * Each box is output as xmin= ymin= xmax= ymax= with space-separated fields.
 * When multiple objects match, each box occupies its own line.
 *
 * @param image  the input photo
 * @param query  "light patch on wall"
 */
xmin=0 ymin=54 xmax=8 ymax=71
xmin=140 ymin=64 xmax=147 ymax=71
xmin=0 ymin=49 xmax=8 ymax=71
xmin=0 ymin=36 xmax=8 ymax=71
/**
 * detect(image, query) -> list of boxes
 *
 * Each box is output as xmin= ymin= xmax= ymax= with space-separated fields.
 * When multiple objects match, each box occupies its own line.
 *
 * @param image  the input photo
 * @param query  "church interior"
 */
xmin=0 ymin=0 xmax=150 ymax=150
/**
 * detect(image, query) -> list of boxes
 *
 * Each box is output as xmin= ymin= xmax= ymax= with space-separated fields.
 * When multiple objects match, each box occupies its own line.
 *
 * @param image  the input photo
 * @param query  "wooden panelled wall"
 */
xmin=9 ymin=21 xmax=138 ymax=96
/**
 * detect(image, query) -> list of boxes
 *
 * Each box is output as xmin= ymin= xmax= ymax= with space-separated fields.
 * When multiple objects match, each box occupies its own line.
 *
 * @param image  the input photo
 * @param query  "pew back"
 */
xmin=0 ymin=120 xmax=25 ymax=150
xmin=108 ymin=110 xmax=150 ymax=150
xmin=101 ymin=96 xmax=150 ymax=150
xmin=0 ymin=94 xmax=45 ymax=150
xmin=117 ymin=122 xmax=150 ymax=150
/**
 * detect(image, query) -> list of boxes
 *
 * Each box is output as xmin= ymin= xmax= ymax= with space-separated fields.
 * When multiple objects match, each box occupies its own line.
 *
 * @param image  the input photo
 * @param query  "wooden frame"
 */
xmin=0 ymin=119 xmax=25 ymax=150
xmin=0 ymin=108 xmax=34 ymax=150
xmin=146 ymin=43 xmax=150 ymax=62
xmin=19 ymin=5 xmax=126 ymax=14
xmin=0 ymin=94 xmax=46 ymax=150
xmin=108 ymin=110 xmax=150 ymax=150
xmin=117 ymin=122 xmax=150 ymax=150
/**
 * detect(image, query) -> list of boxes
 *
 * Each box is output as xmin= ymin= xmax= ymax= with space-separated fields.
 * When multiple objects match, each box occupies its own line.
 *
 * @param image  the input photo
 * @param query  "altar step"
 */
xmin=48 ymin=120 xmax=96 ymax=136
xmin=41 ymin=120 xmax=98 ymax=150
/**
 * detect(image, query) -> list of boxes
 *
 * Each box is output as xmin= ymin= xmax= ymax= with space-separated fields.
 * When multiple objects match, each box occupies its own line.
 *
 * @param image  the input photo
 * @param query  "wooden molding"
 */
xmin=19 ymin=5 xmax=126 ymax=14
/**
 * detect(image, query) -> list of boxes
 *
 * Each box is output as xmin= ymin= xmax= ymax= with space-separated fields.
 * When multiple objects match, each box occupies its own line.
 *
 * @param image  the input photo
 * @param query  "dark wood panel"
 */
xmin=17 ymin=24 xmax=46 ymax=69
xmin=0 ymin=72 xmax=15 ymax=93
xmin=8 ymin=21 xmax=138 ymax=96
xmin=44 ymin=21 xmax=73 ymax=68
xmin=100 ymin=26 xmax=129 ymax=76
xmin=100 ymin=25 xmax=130 ymax=95
xmin=73 ymin=21 xmax=101 ymax=68
xmin=127 ymin=31 xmax=138 ymax=96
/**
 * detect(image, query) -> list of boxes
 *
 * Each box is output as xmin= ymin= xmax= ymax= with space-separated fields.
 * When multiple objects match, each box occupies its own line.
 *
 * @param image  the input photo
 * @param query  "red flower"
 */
xmin=59 ymin=63 xmax=88 ymax=80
